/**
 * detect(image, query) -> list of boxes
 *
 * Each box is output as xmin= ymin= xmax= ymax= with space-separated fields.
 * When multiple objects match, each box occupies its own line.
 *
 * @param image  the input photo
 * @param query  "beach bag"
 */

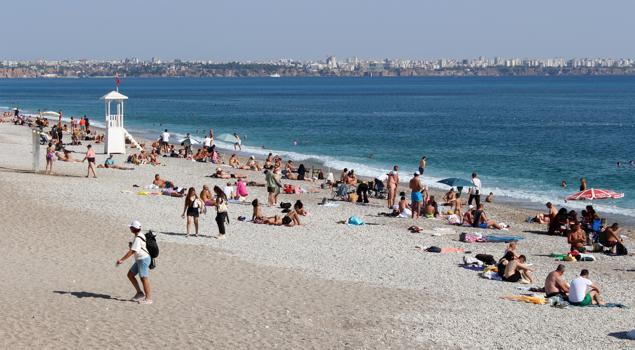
xmin=347 ymin=216 xmax=364 ymax=226
xmin=616 ymin=242 xmax=628 ymax=256
xmin=475 ymin=254 xmax=497 ymax=266
xmin=140 ymin=231 xmax=159 ymax=270
xmin=348 ymin=193 xmax=358 ymax=202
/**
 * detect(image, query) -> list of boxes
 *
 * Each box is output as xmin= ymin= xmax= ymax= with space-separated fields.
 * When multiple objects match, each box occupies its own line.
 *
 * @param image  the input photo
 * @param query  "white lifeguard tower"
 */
xmin=101 ymin=89 xmax=140 ymax=154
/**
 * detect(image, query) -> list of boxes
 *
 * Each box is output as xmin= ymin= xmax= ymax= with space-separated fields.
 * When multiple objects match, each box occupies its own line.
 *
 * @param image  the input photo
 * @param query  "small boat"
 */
xmin=269 ymin=73 xmax=281 ymax=78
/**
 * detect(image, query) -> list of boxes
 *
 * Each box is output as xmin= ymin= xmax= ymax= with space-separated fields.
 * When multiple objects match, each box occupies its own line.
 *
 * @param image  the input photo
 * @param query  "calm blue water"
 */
xmin=1 ymin=77 xmax=634 ymax=217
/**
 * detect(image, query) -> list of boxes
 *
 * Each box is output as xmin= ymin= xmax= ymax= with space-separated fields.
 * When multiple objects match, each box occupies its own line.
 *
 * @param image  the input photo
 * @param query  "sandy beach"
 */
xmin=1 ymin=122 xmax=634 ymax=349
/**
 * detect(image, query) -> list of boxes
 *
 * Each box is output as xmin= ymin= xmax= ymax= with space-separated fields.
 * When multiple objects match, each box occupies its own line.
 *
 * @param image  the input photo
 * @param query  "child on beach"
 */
xmin=45 ymin=142 xmax=55 ymax=175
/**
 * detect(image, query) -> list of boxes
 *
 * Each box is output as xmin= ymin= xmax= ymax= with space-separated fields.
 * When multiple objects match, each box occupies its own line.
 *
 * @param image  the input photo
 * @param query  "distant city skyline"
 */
xmin=2 ymin=0 xmax=634 ymax=60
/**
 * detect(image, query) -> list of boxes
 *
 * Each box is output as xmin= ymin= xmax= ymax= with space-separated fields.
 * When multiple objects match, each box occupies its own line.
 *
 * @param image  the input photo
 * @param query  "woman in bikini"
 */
xmin=251 ymin=199 xmax=265 ymax=224
xmin=181 ymin=187 xmax=204 ymax=237
xmin=82 ymin=144 xmax=97 ymax=178
xmin=45 ymin=142 xmax=55 ymax=175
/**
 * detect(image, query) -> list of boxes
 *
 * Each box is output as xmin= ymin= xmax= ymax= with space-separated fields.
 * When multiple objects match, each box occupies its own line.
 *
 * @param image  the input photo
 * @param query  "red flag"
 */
xmin=115 ymin=74 xmax=121 ymax=87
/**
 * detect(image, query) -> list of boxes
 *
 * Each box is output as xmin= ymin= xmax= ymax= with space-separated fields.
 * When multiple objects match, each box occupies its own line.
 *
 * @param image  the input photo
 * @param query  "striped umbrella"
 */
xmin=566 ymin=188 xmax=624 ymax=201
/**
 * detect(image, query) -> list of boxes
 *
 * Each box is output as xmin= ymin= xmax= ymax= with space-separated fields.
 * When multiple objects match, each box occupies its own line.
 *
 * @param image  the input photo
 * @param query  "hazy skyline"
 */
xmin=3 ymin=0 xmax=634 ymax=61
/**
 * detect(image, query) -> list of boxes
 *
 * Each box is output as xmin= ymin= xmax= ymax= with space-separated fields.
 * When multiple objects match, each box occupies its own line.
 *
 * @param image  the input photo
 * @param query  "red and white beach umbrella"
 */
xmin=566 ymin=188 xmax=624 ymax=201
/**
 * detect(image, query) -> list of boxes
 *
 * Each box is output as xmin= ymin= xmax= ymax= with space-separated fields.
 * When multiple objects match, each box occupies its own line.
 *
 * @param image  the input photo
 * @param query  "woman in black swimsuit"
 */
xmin=181 ymin=187 xmax=204 ymax=237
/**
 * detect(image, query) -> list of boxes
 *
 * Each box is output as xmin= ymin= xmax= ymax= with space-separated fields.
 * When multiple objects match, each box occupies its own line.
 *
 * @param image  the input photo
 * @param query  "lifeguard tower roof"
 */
xmin=101 ymin=91 xmax=128 ymax=100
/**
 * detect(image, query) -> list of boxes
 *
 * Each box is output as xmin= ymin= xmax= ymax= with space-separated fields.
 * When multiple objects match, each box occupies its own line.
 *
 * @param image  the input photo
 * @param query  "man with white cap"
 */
xmin=116 ymin=220 xmax=153 ymax=304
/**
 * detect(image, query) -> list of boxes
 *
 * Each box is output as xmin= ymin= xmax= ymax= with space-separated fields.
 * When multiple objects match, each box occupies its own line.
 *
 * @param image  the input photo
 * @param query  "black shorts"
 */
xmin=267 ymin=186 xmax=276 ymax=194
xmin=87 ymin=157 xmax=96 ymax=163
xmin=187 ymin=208 xmax=199 ymax=218
xmin=503 ymin=271 xmax=522 ymax=283
xmin=282 ymin=216 xmax=292 ymax=225
xmin=161 ymin=140 xmax=168 ymax=146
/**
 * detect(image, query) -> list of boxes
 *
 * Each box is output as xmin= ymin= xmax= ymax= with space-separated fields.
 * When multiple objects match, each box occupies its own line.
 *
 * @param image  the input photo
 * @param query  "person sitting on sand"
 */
xmin=149 ymin=151 xmax=161 ymax=166
xmin=535 ymin=202 xmax=557 ymax=224
xmin=504 ymin=242 xmax=520 ymax=259
xmin=200 ymin=185 xmax=215 ymax=206
xmin=568 ymin=223 xmax=587 ymax=253
xmin=569 ymin=269 xmax=604 ymax=306
xmin=228 ymin=154 xmax=241 ymax=168
xmin=442 ymin=188 xmax=459 ymax=207
xmin=603 ymin=223 xmax=624 ymax=254
xmin=548 ymin=208 xmax=569 ymax=235
xmin=153 ymin=174 xmax=175 ymax=189
xmin=251 ymin=199 xmax=265 ymax=223
xmin=544 ymin=264 xmax=569 ymax=300
xmin=396 ymin=193 xmax=412 ymax=218
xmin=485 ymin=192 xmax=494 ymax=203
xmin=97 ymin=154 xmax=134 ymax=170
xmin=462 ymin=206 xmax=475 ymax=226
xmin=472 ymin=204 xmax=505 ymax=229
xmin=241 ymin=156 xmax=261 ymax=171
xmin=235 ymin=178 xmax=249 ymax=199
xmin=346 ymin=170 xmax=358 ymax=187
xmin=503 ymin=255 xmax=535 ymax=284
xmin=424 ymin=196 xmax=439 ymax=218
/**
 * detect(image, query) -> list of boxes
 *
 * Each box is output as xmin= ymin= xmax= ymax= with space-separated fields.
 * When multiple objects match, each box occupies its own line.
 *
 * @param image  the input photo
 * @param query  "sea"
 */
xmin=1 ymin=76 xmax=634 ymax=220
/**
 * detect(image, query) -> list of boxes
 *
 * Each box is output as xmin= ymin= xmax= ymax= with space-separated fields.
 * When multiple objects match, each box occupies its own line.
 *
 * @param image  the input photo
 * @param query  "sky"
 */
xmin=2 ymin=0 xmax=634 ymax=61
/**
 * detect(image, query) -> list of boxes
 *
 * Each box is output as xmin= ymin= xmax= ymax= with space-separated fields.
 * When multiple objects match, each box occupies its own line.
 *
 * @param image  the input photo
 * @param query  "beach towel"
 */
xmin=586 ymin=303 xmax=629 ymax=309
xmin=484 ymin=235 xmax=524 ymax=243
xmin=502 ymin=294 xmax=547 ymax=305
xmin=481 ymin=271 xmax=502 ymax=280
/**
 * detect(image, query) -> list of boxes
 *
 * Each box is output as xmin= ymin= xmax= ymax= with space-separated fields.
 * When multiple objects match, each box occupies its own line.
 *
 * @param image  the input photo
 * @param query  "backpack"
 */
xmin=616 ymin=242 xmax=628 ymax=256
xmin=139 ymin=231 xmax=160 ymax=269
xmin=144 ymin=231 xmax=160 ymax=258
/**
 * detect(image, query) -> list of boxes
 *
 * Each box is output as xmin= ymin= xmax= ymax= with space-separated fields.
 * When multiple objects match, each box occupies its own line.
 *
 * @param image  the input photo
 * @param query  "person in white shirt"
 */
xmin=203 ymin=135 xmax=212 ymax=152
xmin=569 ymin=269 xmax=604 ymax=306
xmin=116 ymin=220 xmax=153 ymax=304
xmin=468 ymin=172 xmax=482 ymax=207
xmin=160 ymin=129 xmax=170 ymax=153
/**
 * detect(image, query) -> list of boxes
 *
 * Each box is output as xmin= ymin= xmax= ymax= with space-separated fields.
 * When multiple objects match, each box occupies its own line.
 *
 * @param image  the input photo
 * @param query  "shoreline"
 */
xmin=26 ymin=112 xmax=635 ymax=230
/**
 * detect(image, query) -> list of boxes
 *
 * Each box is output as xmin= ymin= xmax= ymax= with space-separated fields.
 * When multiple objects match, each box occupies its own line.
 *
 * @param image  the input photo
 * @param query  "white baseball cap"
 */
xmin=128 ymin=220 xmax=142 ymax=230
xmin=414 ymin=171 xmax=420 ymax=176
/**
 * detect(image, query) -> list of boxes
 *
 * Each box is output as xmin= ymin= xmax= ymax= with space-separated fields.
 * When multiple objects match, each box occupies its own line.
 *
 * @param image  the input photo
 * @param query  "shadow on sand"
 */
xmin=53 ymin=290 xmax=130 ymax=302
xmin=607 ymin=331 xmax=633 ymax=340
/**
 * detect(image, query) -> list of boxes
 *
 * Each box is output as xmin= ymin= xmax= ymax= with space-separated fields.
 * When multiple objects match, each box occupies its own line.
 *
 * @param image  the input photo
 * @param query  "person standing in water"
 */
xmin=418 ymin=156 xmax=427 ymax=175
xmin=468 ymin=172 xmax=481 ymax=207
xmin=82 ymin=144 xmax=97 ymax=178
xmin=233 ymin=133 xmax=242 ymax=151
xmin=579 ymin=178 xmax=587 ymax=191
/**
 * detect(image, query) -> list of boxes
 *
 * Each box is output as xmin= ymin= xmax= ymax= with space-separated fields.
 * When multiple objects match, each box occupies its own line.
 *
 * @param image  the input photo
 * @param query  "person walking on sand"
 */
xmin=213 ymin=185 xmax=229 ymax=239
xmin=45 ymin=142 xmax=55 ymax=175
xmin=233 ymin=133 xmax=242 ymax=151
xmin=82 ymin=144 xmax=97 ymax=178
xmin=409 ymin=171 xmax=423 ymax=219
xmin=116 ymin=220 xmax=153 ymax=305
xmin=182 ymin=187 xmax=204 ymax=237
xmin=468 ymin=172 xmax=481 ymax=207
xmin=418 ymin=156 xmax=427 ymax=175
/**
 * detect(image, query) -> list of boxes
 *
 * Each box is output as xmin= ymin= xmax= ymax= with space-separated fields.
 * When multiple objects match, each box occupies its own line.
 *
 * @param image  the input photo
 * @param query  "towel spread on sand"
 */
xmin=502 ymin=295 xmax=547 ymax=305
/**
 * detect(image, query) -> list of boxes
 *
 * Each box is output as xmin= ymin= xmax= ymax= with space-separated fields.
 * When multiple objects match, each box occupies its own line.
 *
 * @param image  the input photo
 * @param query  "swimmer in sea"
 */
xmin=561 ymin=180 xmax=567 ymax=188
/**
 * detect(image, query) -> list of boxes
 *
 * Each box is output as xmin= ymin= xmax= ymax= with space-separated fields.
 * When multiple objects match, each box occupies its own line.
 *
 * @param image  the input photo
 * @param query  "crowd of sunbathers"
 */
xmin=530 ymin=202 xmax=626 ymax=255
